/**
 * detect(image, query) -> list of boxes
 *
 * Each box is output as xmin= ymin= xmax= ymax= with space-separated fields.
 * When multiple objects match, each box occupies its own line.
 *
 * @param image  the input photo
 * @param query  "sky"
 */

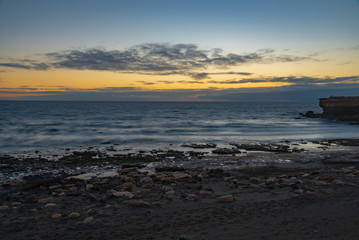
xmin=0 ymin=0 xmax=358 ymax=101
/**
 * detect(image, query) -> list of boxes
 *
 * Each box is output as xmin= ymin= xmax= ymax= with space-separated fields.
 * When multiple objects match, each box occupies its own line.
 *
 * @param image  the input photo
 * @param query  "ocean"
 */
xmin=0 ymin=101 xmax=358 ymax=158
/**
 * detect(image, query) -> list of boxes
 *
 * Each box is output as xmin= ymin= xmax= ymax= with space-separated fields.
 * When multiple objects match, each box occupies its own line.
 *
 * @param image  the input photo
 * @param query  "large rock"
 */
xmin=302 ymin=96 xmax=359 ymax=121
xmin=320 ymin=96 xmax=359 ymax=121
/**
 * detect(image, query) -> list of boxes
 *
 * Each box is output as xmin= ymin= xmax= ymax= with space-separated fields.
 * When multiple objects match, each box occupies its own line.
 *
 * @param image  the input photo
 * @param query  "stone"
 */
xmin=317 ymin=176 xmax=336 ymax=182
xmin=228 ymin=183 xmax=237 ymax=189
xmin=121 ymin=183 xmax=137 ymax=192
xmin=199 ymin=190 xmax=213 ymax=195
xmin=4 ymin=179 xmax=24 ymax=186
xmin=224 ymin=176 xmax=235 ymax=181
xmin=112 ymin=191 xmax=134 ymax=199
xmin=172 ymin=173 xmax=189 ymax=180
xmin=68 ymin=212 xmax=81 ymax=219
xmin=187 ymin=194 xmax=197 ymax=198
xmin=250 ymin=177 xmax=261 ymax=184
xmin=11 ymin=201 xmax=21 ymax=206
xmin=87 ymin=209 xmax=96 ymax=215
xmin=212 ymin=148 xmax=241 ymax=154
xmin=86 ymin=184 xmax=94 ymax=190
xmin=49 ymin=184 xmax=61 ymax=190
xmin=45 ymin=203 xmax=57 ymax=208
xmin=266 ymin=177 xmax=277 ymax=184
xmin=217 ymin=195 xmax=234 ymax=203
xmin=142 ymin=184 xmax=154 ymax=189
xmin=181 ymin=143 xmax=217 ymax=149
xmin=140 ymin=177 xmax=153 ymax=184
xmin=0 ymin=205 xmax=9 ymax=210
xmin=51 ymin=213 xmax=62 ymax=219
xmin=161 ymin=186 xmax=173 ymax=192
xmin=129 ymin=200 xmax=149 ymax=207
xmin=38 ymin=197 xmax=54 ymax=204
xmin=333 ymin=179 xmax=345 ymax=185
xmin=311 ymin=180 xmax=329 ymax=186
xmin=117 ymin=167 xmax=138 ymax=174
xmin=83 ymin=216 xmax=94 ymax=223
xmin=198 ymin=172 xmax=209 ymax=178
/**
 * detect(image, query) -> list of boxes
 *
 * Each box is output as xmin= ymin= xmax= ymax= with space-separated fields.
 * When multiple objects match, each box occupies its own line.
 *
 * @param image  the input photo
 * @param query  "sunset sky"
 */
xmin=0 ymin=0 xmax=358 ymax=101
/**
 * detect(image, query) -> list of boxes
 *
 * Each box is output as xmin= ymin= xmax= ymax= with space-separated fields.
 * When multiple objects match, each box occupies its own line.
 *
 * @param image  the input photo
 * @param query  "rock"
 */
xmin=212 ymin=148 xmax=241 ymax=155
xmin=83 ymin=216 xmax=94 ymax=223
xmin=117 ymin=167 xmax=138 ymax=174
xmin=224 ymin=176 xmax=235 ymax=182
xmin=49 ymin=184 xmax=61 ymax=190
xmin=161 ymin=186 xmax=173 ymax=192
xmin=317 ymin=176 xmax=336 ymax=182
xmin=172 ymin=173 xmax=189 ymax=180
xmin=86 ymin=184 xmax=94 ymax=190
xmin=140 ymin=176 xmax=153 ymax=184
xmin=142 ymin=184 xmax=154 ymax=189
xmin=232 ymin=142 xmax=290 ymax=153
xmin=121 ymin=163 xmax=146 ymax=169
xmin=23 ymin=177 xmax=62 ymax=190
xmin=4 ymin=179 xmax=24 ymax=186
xmin=129 ymin=200 xmax=149 ymax=207
xmin=121 ymin=183 xmax=137 ymax=192
xmin=217 ymin=195 xmax=234 ymax=203
xmin=45 ymin=203 xmax=57 ymax=208
xmin=51 ymin=213 xmax=62 ymax=219
xmin=0 ymin=205 xmax=9 ymax=210
xmin=155 ymin=166 xmax=185 ymax=172
xmin=38 ymin=197 xmax=54 ymax=204
xmin=266 ymin=177 xmax=277 ymax=184
xmin=228 ymin=183 xmax=237 ymax=189
xmin=187 ymin=194 xmax=197 ymax=198
xmin=200 ymin=190 xmax=213 ymax=195
xmin=333 ymin=179 xmax=345 ymax=185
xmin=111 ymin=191 xmax=134 ymax=199
xmin=87 ymin=209 xmax=96 ymax=215
xmin=311 ymin=180 xmax=329 ymax=186
xmin=68 ymin=212 xmax=81 ymax=219
xmin=11 ymin=201 xmax=21 ymax=206
xmin=250 ymin=177 xmax=261 ymax=184
xmin=181 ymin=143 xmax=217 ymax=149
xmin=198 ymin=172 xmax=209 ymax=178
xmin=318 ymin=96 xmax=359 ymax=121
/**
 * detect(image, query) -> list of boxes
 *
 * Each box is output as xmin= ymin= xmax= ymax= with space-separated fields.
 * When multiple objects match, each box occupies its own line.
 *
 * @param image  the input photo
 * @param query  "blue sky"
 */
xmin=0 ymin=0 xmax=358 ymax=101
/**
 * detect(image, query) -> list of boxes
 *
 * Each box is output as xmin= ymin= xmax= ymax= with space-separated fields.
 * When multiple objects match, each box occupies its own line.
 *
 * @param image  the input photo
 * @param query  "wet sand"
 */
xmin=1 ymin=140 xmax=359 ymax=239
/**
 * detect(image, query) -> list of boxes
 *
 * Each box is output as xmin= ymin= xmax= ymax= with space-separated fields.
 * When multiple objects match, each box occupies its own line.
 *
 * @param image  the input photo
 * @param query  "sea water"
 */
xmin=0 ymin=101 xmax=358 ymax=157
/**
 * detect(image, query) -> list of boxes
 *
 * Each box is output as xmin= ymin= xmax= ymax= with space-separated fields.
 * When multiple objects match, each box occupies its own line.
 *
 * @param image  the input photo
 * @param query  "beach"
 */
xmin=1 ymin=139 xmax=359 ymax=239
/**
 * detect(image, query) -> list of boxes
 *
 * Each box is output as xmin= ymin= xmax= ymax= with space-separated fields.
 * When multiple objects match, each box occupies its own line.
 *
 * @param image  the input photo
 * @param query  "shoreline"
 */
xmin=1 ymin=138 xmax=359 ymax=239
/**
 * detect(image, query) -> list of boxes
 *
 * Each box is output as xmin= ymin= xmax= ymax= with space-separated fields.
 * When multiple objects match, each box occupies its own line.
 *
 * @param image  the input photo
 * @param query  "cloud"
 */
xmin=208 ymin=76 xmax=359 ymax=85
xmin=1 ymin=76 xmax=358 ymax=102
xmin=0 ymin=43 xmax=318 ymax=78
xmin=0 ymin=61 xmax=50 ymax=70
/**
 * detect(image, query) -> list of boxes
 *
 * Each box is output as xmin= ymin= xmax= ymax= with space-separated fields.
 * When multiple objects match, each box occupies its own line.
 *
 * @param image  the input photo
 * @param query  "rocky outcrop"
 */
xmin=302 ymin=96 xmax=359 ymax=121
xmin=320 ymin=96 xmax=359 ymax=121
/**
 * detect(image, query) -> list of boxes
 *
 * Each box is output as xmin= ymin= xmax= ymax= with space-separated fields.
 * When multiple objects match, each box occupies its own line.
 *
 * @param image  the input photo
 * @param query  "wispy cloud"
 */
xmin=208 ymin=76 xmax=359 ymax=85
xmin=0 ymin=43 xmax=318 ymax=79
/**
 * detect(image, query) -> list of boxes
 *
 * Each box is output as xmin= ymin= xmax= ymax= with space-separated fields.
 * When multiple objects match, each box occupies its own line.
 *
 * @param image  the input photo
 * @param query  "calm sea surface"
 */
xmin=0 ymin=101 xmax=358 ymax=157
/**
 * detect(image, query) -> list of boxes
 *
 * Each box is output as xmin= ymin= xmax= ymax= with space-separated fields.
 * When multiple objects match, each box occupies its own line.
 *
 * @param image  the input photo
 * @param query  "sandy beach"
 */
xmin=1 ymin=139 xmax=359 ymax=240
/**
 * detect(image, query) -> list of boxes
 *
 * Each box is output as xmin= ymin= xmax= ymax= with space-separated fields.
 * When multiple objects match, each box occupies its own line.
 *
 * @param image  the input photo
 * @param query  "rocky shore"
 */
xmin=1 ymin=139 xmax=359 ymax=239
